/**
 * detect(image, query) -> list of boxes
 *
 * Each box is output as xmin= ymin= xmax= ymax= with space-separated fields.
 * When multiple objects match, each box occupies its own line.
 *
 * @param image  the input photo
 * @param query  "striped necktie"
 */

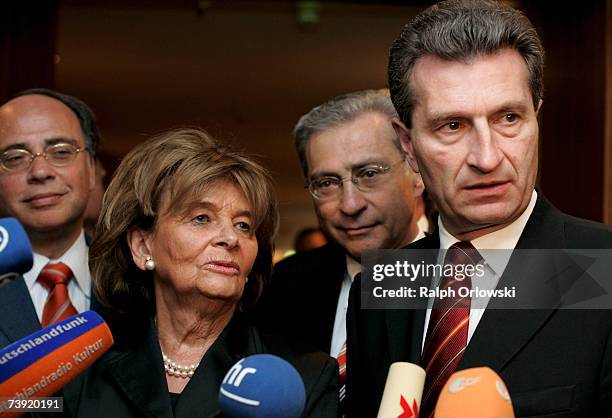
xmin=37 ymin=262 xmax=78 ymax=327
xmin=337 ymin=340 xmax=347 ymax=398
xmin=420 ymin=241 xmax=482 ymax=417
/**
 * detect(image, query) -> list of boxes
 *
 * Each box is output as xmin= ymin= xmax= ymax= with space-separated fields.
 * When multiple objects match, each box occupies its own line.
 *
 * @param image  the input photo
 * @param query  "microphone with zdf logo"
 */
xmin=218 ymin=354 xmax=306 ymax=418
xmin=434 ymin=367 xmax=515 ymax=418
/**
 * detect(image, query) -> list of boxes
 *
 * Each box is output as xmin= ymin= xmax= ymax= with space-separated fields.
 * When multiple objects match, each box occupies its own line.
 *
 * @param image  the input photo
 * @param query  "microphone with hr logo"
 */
xmin=0 ymin=218 xmax=33 ymax=286
xmin=218 ymin=354 xmax=306 ymax=418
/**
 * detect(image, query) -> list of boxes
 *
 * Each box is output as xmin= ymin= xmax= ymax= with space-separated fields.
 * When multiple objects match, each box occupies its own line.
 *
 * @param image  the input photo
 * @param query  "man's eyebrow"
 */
xmin=349 ymin=159 xmax=388 ymax=171
xmin=45 ymin=137 xmax=79 ymax=147
xmin=494 ymin=101 xmax=531 ymax=114
xmin=0 ymin=142 xmax=30 ymax=154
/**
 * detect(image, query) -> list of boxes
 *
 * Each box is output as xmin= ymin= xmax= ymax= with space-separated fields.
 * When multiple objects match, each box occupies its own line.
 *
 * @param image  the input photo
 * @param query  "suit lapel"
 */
xmin=103 ymin=326 xmax=173 ymax=418
xmin=0 ymin=277 xmax=40 ymax=345
xmin=386 ymin=233 xmax=440 ymax=364
xmin=459 ymin=195 xmax=564 ymax=372
xmin=321 ymin=244 xmax=349 ymax=351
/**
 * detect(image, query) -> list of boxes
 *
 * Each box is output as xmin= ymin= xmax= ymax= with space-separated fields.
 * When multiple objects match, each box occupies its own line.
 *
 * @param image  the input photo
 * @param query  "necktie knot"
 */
xmin=446 ymin=241 xmax=482 ymax=266
xmin=37 ymin=262 xmax=74 ymax=289
xmin=37 ymin=262 xmax=77 ymax=327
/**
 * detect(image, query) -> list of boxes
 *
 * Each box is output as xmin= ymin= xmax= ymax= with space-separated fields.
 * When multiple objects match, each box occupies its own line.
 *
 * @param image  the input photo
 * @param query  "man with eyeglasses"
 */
xmin=255 ymin=89 xmax=428 ymax=408
xmin=0 ymin=89 xmax=100 ymax=350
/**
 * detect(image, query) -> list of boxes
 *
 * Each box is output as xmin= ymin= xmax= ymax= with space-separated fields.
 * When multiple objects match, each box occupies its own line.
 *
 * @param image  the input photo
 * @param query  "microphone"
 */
xmin=0 ymin=218 xmax=33 ymax=286
xmin=434 ymin=367 xmax=514 ymax=418
xmin=377 ymin=362 xmax=425 ymax=418
xmin=0 ymin=311 xmax=114 ymax=418
xmin=218 ymin=354 xmax=306 ymax=418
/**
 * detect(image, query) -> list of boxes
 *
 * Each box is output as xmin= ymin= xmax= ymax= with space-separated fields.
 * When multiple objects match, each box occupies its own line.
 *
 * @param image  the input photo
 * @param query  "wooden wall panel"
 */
xmin=0 ymin=1 xmax=58 ymax=100
xmin=524 ymin=1 xmax=606 ymax=222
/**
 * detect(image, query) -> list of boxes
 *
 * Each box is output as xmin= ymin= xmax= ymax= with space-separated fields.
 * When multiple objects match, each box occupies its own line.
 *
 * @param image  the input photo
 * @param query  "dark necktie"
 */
xmin=420 ymin=241 xmax=482 ymax=417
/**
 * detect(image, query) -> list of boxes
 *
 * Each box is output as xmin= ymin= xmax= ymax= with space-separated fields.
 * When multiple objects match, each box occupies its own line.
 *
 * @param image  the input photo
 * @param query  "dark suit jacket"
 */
xmin=72 ymin=313 xmax=339 ymax=418
xmin=346 ymin=195 xmax=612 ymax=417
xmin=253 ymin=243 xmax=347 ymax=353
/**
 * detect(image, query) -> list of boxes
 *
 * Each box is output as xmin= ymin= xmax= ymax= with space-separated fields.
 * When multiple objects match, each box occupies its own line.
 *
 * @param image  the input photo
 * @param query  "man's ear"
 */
xmin=536 ymin=98 xmax=543 ymax=116
xmin=412 ymin=172 xmax=425 ymax=198
xmin=127 ymin=227 xmax=153 ymax=271
xmin=87 ymin=155 xmax=96 ymax=192
xmin=392 ymin=117 xmax=419 ymax=173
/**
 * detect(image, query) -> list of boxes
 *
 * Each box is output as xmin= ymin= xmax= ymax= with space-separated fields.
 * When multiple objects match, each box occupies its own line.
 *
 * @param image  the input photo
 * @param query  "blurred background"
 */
xmin=1 ymin=0 xmax=611 ymax=259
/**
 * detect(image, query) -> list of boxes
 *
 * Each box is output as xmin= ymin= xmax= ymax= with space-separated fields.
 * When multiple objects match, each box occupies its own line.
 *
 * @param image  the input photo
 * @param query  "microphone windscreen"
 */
xmin=377 ymin=362 xmax=425 ymax=418
xmin=218 ymin=354 xmax=306 ymax=418
xmin=0 ymin=311 xmax=113 ymax=417
xmin=434 ymin=367 xmax=514 ymax=418
xmin=0 ymin=218 xmax=33 ymax=276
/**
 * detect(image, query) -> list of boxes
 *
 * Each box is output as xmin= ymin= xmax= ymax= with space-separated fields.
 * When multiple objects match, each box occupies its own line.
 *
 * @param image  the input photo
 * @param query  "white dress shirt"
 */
xmin=23 ymin=230 xmax=92 ymax=322
xmin=421 ymin=190 xmax=538 ymax=351
xmin=330 ymin=218 xmax=429 ymax=358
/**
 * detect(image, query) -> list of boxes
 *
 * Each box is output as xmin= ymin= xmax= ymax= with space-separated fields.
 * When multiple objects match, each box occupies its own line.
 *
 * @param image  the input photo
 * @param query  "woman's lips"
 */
xmin=202 ymin=261 xmax=240 ymax=275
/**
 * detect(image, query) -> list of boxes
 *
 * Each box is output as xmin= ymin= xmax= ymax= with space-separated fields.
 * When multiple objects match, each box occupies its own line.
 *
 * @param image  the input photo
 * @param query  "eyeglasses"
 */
xmin=306 ymin=160 xmax=405 ymax=200
xmin=0 ymin=143 xmax=87 ymax=172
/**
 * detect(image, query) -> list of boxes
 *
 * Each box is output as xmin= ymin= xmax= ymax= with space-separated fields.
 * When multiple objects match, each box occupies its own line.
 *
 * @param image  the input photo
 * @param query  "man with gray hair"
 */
xmin=256 ymin=89 xmax=428 ymax=405
xmin=347 ymin=1 xmax=612 ymax=417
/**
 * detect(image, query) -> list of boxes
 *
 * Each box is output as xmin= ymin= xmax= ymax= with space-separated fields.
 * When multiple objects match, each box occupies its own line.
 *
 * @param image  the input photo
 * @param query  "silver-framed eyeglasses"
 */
xmin=306 ymin=160 xmax=405 ymax=200
xmin=0 ymin=143 xmax=87 ymax=172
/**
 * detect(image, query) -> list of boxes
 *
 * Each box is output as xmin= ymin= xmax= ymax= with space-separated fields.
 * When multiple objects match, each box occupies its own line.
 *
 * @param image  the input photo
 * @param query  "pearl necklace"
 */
xmin=162 ymin=351 xmax=199 ymax=378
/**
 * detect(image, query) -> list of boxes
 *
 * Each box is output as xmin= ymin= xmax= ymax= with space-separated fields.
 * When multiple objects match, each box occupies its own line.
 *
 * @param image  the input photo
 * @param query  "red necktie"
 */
xmin=37 ymin=262 xmax=78 ymax=327
xmin=420 ymin=241 xmax=482 ymax=417
xmin=338 ymin=340 xmax=347 ymax=404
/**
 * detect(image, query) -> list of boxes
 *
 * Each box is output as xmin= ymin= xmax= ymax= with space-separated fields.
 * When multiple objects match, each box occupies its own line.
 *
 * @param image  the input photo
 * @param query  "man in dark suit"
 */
xmin=255 ymin=90 xmax=428 ymax=407
xmin=0 ymin=88 xmax=100 ymax=346
xmin=346 ymin=1 xmax=612 ymax=417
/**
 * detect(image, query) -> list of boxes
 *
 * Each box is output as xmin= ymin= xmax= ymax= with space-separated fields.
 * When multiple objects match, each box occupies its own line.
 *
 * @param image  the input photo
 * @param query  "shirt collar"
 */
xmin=23 ymin=230 xmax=91 ymax=297
xmin=414 ymin=216 xmax=427 ymax=242
xmin=345 ymin=255 xmax=362 ymax=282
xmin=344 ymin=214 xmax=430 ymax=280
xmin=438 ymin=189 xmax=538 ymax=275
xmin=416 ymin=214 xmax=430 ymax=236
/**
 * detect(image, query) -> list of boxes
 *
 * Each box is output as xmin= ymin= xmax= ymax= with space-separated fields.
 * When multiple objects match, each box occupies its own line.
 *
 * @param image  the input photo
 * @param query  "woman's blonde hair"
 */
xmin=90 ymin=128 xmax=278 ymax=319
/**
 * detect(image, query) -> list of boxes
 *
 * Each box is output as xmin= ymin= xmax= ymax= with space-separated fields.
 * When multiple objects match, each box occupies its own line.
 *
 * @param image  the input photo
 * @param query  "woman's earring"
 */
xmin=145 ymin=256 xmax=156 ymax=271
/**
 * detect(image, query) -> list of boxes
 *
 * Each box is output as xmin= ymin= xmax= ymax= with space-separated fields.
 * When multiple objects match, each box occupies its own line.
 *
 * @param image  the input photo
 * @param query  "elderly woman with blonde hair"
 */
xmin=72 ymin=128 xmax=338 ymax=417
